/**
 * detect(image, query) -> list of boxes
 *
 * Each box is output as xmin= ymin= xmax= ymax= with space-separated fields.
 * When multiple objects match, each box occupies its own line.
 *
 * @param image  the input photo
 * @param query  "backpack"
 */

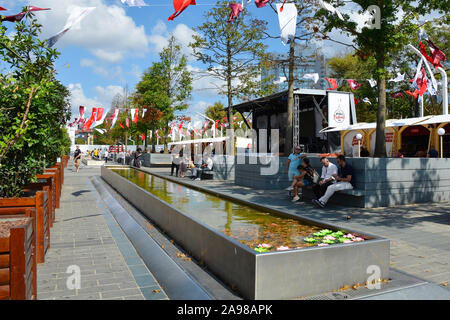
xmin=311 ymin=169 xmax=320 ymax=184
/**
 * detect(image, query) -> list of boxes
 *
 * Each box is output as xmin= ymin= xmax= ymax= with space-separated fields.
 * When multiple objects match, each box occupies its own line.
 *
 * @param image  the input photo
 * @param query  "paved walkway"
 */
xmin=37 ymin=163 xmax=167 ymax=300
xmin=147 ymin=167 xmax=450 ymax=289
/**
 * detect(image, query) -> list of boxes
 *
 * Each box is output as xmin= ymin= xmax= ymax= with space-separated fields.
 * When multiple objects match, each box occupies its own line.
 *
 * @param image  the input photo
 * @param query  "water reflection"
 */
xmin=113 ymin=168 xmax=322 ymax=251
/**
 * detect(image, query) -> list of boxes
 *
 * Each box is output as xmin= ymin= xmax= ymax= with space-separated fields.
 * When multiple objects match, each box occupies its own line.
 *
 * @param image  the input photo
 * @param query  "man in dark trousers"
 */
xmin=313 ymin=155 xmax=354 ymax=208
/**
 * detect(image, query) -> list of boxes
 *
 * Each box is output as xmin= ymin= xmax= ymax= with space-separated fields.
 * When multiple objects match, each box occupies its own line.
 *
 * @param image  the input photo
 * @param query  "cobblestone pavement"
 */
xmin=148 ymin=167 xmax=450 ymax=289
xmin=37 ymin=163 xmax=167 ymax=300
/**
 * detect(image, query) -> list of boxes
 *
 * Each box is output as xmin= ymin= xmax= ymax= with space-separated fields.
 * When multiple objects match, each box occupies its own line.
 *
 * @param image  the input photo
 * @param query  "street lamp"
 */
xmin=438 ymin=128 xmax=446 ymax=158
xmin=355 ymin=133 xmax=363 ymax=157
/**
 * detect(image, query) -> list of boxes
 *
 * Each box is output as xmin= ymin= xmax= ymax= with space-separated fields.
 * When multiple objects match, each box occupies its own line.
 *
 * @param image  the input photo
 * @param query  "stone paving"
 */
xmin=147 ymin=167 xmax=450 ymax=289
xmin=36 ymin=163 xmax=167 ymax=300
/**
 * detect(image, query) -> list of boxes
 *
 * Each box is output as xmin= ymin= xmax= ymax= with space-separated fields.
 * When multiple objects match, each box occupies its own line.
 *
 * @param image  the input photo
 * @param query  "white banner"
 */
xmin=328 ymin=92 xmax=351 ymax=128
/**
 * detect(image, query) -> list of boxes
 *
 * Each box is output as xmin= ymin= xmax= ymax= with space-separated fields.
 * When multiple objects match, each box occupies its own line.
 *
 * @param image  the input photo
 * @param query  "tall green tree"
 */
xmin=190 ymin=1 xmax=274 ymax=135
xmin=316 ymin=0 xmax=447 ymax=157
xmin=0 ymin=11 xmax=71 ymax=197
xmin=135 ymin=36 xmax=192 ymax=152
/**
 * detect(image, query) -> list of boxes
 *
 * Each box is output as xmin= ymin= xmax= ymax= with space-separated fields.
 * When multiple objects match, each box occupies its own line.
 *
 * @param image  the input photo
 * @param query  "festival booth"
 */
xmin=322 ymin=115 xmax=450 ymax=158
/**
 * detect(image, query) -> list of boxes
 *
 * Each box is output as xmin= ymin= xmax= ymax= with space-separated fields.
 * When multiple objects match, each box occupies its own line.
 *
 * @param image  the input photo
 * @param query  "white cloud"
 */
xmin=80 ymin=58 xmax=124 ymax=80
xmin=30 ymin=0 xmax=149 ymax=63
xmin=68 ymin=83 xmax=124 ymax=119
xmin=148 ymin=20 xmax=198 ymax=60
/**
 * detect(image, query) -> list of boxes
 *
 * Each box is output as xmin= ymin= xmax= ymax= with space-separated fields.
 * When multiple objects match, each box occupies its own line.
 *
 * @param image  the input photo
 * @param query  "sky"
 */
xmin=1 ymin=0 xmax=385 ymax=122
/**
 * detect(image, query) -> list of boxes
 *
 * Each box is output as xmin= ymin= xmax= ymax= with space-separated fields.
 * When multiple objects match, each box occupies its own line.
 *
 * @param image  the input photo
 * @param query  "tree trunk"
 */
xmin=163 ymin=121 xmax=169 ymax=153
xmin=374 ymin=53 xmax=387 ymax=158
xmin=226 ymin=37 xmax=235 ymax=152
xmin=125 ymin=131 xmax=128 ymax=152
xmin=284 ymin=39 xmax=295 ymax=155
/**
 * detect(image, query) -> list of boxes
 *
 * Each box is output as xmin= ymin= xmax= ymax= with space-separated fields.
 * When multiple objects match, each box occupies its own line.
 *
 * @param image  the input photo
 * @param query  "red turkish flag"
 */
xmin=168 ymin=0 xmax=196 ymax=21
xmin=141 ymin=133 xmax=146 ymax=141
xmin=96 ymin=108 xmax=104 ymax=121
xmin=119 ymin=121 xmax=125 ymax=129
xmin=228 ymin=3 xmax=243 ymax=23
xmin=325 ymin=78 xmax=338 ymax=90
xmin=0 ymin=7 xmax=7 ymax=11
xmin=255 ymin=0 xmax=271 ymax=8
xmin=427 ymin=39 xmax=446 ymax=68
xmin=346 ymin=79 xmax=362 ymax=90
xmin=1 ymin=6 xmax=50 ymax=22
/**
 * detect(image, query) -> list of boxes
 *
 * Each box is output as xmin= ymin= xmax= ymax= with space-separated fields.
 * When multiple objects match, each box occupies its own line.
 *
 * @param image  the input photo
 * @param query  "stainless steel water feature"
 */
xmin=101 ymin=166 xmax=390 ymax=299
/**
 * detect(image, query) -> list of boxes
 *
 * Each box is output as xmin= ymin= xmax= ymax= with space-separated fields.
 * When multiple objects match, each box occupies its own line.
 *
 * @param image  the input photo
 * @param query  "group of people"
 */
xmin=286 ymin=147 xmax=354 ymax=208
xmin=88 ymin=148 xmax=109 ymax=163
xmin=170 ymin=145 xmax=213 ymax=181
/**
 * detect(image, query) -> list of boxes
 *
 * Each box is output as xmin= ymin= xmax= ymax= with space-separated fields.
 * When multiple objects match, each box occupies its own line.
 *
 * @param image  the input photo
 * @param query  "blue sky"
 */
xmin=2 ymin=0 xmax=373 ymax=121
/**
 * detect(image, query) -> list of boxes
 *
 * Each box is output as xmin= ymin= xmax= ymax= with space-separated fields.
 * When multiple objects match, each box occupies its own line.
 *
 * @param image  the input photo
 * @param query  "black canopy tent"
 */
xmin=229 ymin=89 xmax=353 ymax=155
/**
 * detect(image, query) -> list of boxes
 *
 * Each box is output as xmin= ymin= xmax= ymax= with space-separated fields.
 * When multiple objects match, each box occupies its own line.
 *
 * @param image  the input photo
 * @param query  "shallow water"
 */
xmin=112 ymin=168 xmax=333 ymax=251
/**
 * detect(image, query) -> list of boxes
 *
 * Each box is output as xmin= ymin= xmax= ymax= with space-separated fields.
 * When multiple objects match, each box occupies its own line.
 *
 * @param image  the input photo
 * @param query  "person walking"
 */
xmin=104 ymin=148 xmax=109 ymax=163
xmin=73 ymin=146 xmax=82 ymax=173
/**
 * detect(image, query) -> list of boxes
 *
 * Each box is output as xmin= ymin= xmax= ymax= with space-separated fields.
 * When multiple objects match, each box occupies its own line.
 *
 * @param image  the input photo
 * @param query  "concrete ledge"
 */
xmin=102 ymin=166 xmax=390 ymax=299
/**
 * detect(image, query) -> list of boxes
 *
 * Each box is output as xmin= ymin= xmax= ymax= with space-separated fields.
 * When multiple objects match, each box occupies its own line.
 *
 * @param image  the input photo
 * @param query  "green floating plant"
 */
xmin=254 ymin=247 xmax=269 ymax=253
xmin=304 ymin=237 xmax=317 ymax=243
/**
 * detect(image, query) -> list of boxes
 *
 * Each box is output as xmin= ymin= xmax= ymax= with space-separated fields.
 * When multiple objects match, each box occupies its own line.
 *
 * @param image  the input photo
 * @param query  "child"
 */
xmin=291 ymin=158 xmax=315 ymax=202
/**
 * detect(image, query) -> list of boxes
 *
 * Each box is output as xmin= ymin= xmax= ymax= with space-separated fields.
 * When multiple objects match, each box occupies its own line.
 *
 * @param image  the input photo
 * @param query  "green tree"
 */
xmin=135 ymin=36 xmax=192 ymax=152
xmin=190 ymin=1 xmax=275 ymax=133
xmin=316 ymin=0 xmax=447 ymax=157
xmin=0 ymin=11 xmax=71 ymax=197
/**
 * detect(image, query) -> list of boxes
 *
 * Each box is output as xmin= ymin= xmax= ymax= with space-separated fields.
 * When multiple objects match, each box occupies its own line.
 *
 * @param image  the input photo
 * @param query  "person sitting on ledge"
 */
xmin=291 ymin=157 xmax=315 ymax=203
xmin=312 ymin=157 xmax=337 ymax=200
xmin=312 ymin=155 xmax=354 ymax=208
xmin=191 ymin=155 xmax=213 ymax=181
xmin=285 ymin=146 xmax=305 ymax=191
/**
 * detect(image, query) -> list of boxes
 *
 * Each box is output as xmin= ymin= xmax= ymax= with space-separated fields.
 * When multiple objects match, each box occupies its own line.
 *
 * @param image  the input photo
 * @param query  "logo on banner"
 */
xmin=333 ymin=106 xmax=345 ymax=124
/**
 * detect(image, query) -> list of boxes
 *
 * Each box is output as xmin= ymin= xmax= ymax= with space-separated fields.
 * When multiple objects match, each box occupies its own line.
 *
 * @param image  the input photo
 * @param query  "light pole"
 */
xmin=356 ymin=133 xmax=363 ymax=157
xmin=438 ymin=128 xmax=446 ymax=158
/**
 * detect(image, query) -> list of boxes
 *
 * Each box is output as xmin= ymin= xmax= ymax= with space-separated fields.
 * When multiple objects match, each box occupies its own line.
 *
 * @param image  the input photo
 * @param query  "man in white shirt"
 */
xmin=312 ymin=157 xmax=338 ymax=199
xmin=104 ymin=149 xmax=109 ymax=163
xmin=192 ymin=156 xmax=213 ymax=181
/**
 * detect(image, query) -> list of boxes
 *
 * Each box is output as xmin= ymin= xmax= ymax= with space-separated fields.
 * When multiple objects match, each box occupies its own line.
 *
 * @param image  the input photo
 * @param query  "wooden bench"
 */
xmin=0 ymin=217 xmax=37 ymax=300
xmin=0 ymin=191 xmax=50 ymax=263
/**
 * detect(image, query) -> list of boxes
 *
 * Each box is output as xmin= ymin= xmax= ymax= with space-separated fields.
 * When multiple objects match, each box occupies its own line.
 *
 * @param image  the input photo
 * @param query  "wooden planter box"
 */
xmin=22 ymin=182 xmax=54 ymax=228
xmin=45 ymin=168 xmax=60 ymax=209
xmin=0 ymin=217 xmax=37 ymax=300
xmin=0 ymin=191 xmax=50 ymax=263
xmin=35 ymin=174 xmax=56 ymax=224
xmin=62 ymin=155 xmax=70 ymax=168
xmin=50 ymin=162 xmax=64 ymax=186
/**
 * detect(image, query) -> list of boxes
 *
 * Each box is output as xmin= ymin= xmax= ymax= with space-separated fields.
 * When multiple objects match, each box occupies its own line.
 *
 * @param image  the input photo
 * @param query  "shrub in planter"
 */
xmin=0 ymin=13 xmax=71 ymax=199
